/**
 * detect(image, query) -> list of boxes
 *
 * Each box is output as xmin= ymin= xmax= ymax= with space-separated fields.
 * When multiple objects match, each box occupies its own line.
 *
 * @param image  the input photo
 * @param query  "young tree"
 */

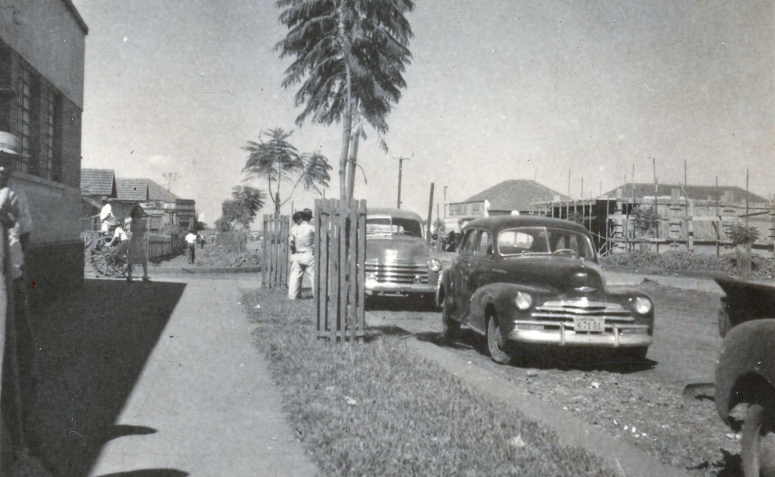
xmin=632 ymin=205 xmax=659 ymax=237
xmin=275 ymin=0 xmax=415 ymax=200
xmin=243 ymin=128 xmax=331 ymax=213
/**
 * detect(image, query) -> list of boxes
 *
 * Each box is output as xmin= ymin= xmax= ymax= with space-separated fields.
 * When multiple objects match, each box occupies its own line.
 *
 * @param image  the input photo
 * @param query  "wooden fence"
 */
xmin=262 ymin=214 xmax=290 ymax=289
xmin=216 ymin=232 xmax=247 ymax=253
xmin=736 ymin=244 xmax=753 ymax=279
xmin=81 ymin=230 xmax=185 ymax=262
xmin=315 ymin=199 xmax=367 ymax=342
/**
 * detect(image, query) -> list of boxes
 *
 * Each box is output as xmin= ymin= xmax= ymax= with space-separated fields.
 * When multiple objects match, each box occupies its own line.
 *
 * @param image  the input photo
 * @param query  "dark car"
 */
xmin=364 ymin=208 xmax=441 ymax=305
xmin=437 ymin=216 xmax=654 ymax=365
xmin=713 ymin=277 xmax=775 ymax=477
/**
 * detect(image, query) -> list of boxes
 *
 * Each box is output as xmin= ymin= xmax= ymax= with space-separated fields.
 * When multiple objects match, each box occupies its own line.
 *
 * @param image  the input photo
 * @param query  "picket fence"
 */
xmin=262 ymin=214 xmax=290 ymax=289
xmin=216 ymin=232 xmax=248 ymax=254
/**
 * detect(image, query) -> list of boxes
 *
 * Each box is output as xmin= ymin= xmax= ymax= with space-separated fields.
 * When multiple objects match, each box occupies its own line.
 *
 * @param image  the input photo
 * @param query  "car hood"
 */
xmin=366 ymin=235 xmax=429 ymax=263
xmin=498 ymin=255 xmax=605 ymax=294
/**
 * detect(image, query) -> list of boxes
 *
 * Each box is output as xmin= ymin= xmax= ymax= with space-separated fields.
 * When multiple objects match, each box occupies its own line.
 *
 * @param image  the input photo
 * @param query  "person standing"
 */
xmin=126 ymin=206 xmax=150 ymax=282
xmin=197 ymin=230 xmax=206 ymax=249
xmin=185 ymin=230 xmax=197 ymax=264
xmin=288 ymin=209 xmax=315 ymax=299
xmin=99 ymin=197 xmax=114 ymax=233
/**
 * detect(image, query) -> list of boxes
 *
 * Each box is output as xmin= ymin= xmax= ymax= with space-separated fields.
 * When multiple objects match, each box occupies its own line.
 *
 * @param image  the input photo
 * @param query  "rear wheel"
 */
xmin=441 ymin=291 xmax=461 ymax=340
xmin=742 ymin=403 xmax=775 ymax=477
xmin=487 ymin=314 xmax=512 ymax=365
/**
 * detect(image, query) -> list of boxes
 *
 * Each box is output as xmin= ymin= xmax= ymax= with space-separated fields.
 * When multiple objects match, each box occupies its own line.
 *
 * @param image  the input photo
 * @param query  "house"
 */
xmin=0 ymin=0 xmax=88 ymax=299
xmin=445 ymin=179 xmax=567 ymax=232
xmin=80 ymin=168 xmax=117 ymax=228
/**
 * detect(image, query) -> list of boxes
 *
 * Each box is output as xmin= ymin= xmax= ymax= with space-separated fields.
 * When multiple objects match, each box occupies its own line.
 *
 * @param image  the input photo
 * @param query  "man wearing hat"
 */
xmin=288 ymin=208 xmax=315 ymax=299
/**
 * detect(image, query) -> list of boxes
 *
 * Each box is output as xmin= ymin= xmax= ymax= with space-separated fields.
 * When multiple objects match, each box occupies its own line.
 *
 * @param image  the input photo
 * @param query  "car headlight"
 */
xmin=429 ymin=258 xmax=442 ymax=273
xmin=634 ymin=297 xmax=652 ymax=315
xmin=515 ymin=292 xmax=533 ymax=311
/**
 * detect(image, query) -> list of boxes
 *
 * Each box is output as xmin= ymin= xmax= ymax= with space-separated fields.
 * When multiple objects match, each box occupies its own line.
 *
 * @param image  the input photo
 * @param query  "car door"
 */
xmin=467 ymin=228 xmax=495 ymax=333
xmin=453 ymin=229 xmax=478 ymax=321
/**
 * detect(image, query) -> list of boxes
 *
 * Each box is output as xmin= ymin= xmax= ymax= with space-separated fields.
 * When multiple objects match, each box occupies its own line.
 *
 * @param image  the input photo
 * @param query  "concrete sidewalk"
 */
xmin=83 ymin=278 xmax=317 ymax=477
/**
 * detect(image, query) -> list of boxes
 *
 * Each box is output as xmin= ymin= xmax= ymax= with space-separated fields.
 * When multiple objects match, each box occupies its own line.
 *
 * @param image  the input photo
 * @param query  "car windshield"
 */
xmin=366 ymin=217 xmax=423 ymax=238
xmin=497 ymin=227 xmax=595 ymax=259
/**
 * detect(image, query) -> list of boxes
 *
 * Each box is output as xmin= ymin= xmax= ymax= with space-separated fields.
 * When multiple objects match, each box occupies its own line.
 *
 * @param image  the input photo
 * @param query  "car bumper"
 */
xmin=506 ymin=321 xmax=652 ymax=347
xmin=365 ymin=280 xmax=436 ymax=296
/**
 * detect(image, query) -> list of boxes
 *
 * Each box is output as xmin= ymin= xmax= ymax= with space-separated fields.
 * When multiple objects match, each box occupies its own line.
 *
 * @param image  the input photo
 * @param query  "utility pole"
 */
xmin=567 ymin=168 xmax=571 ymax=198
xmin=427 ymin=183 xmax=434 ymax=245
xmin=395 ymin=157 xmax=410 ymax=209
xmin=443 ymin=185 xmax=447 ymax=218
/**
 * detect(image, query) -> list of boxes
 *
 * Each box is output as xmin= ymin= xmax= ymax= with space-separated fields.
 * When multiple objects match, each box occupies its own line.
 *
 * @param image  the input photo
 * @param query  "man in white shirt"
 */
xmin=185 ymin=230 xmax=197 ymax=264
xmin=288 ymin=209 xmax=315 ymax=299
xmin=109 ymin=220 xmax=130 ymax=256
xmin=99 ymin=197 xmax=114 ymax=233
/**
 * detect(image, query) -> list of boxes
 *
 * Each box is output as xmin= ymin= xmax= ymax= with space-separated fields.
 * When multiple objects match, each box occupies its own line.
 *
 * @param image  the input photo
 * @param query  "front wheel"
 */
xmin=487 ymin=315 xmax=512 ymax=365
xmin=742 ymin=404 xmax=775 ymax=477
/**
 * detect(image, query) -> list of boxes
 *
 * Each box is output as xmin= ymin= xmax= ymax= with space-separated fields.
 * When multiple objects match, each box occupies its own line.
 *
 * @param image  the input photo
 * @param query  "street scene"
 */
xmin=1 ymin=1 xmax=774 ymax=476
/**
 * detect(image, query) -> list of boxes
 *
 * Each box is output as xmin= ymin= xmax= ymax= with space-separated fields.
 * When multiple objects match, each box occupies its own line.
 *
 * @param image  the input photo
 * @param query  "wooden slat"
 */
xmin=348 ymin=199 xmax=358 ymax=342
xmin=273 ymin=214 xmax=280 ymax=288
xmin=314 ymin=200 xmax=322 ymax=335
xmin=357 ymin=199 xmax=367 ymax=340
xmin=320 ymin=200 xmax=331 ymax=337
xmin=338 ymin=199 xmax=348 ymax=343
xmin=328 ymin=200 xmax=338 ymax=341
xmin=262 ymin=215 xmax=268 ymax=287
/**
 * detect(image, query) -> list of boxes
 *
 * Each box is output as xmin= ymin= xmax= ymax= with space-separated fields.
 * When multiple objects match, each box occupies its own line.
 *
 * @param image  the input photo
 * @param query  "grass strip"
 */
xmin=243 ymin=288 xmax=617 ymax=477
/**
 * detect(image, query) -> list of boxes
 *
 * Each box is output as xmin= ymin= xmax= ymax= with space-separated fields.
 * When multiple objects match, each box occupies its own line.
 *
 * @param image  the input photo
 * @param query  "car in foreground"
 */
xmin=713 ymin=277 xmax=775 ymax=477
xmin=436 ymin=215 xmax=654 ymax=365
xmin=364 ymin=208 xmax=441 ymax=306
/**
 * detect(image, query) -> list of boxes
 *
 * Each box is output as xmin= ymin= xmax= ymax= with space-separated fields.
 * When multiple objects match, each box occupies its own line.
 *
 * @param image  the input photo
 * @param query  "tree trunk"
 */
xmin=347 ymin=120 xmax=361 ymax=200
xmin=338 ymin=3 xmax=352 ymax=200
xmin=276 ymin=165 xmax=282 ymax=215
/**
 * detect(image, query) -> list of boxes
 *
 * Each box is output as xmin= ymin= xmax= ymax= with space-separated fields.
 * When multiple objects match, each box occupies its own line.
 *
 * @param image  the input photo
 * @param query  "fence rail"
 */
xmin=315 ymin=198 xmax=366 ymax=342
xmin=262 ymin=215 xmax=290 ymax=289
xmin=216 ymin=232 xmax=247 ymax=254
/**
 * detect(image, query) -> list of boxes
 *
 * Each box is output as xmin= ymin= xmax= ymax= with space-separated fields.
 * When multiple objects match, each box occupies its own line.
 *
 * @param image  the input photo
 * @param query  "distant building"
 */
xmin=445 ymin=179 xmax=566 ymax=232
xmin=0 ymin=0 xmax=88 ymax=299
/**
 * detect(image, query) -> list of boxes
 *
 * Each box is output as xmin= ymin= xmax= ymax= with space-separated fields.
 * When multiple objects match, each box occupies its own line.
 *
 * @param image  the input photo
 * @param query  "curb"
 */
xmin=149 ymin=266 xmax=262 ymax=275
xmin=405 ymin=337 xmax=692 ymax=477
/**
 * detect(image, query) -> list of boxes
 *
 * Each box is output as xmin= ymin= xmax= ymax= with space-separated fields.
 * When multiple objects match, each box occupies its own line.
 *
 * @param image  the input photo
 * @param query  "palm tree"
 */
xmin=242 ymin=128 xmax=332 ymax=214
xmin=275 ymin=0 xmax=415 ymax=200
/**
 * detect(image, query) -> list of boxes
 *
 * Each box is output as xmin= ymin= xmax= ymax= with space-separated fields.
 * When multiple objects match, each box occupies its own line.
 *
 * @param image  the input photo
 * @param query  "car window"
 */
xmin=497 ymin=227 xmax=549 ymax=255
xmin=459 ymin=230 xmax=478 ymax=256
xmin=366 ymin=217 xmax=423 ymax=237
xmin=547 ymin=229 xmax=595 ymax=259
xmin=475 ymin=230 xmax=492 ymax=257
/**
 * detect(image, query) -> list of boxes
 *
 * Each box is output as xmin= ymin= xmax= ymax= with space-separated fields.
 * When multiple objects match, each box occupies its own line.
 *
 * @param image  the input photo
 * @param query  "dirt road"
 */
xmin=365 ymin=283 xmax=739 ymax=476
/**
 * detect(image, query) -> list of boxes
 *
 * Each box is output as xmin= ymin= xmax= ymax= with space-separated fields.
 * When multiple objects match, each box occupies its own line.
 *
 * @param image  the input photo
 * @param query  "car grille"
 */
xmin=365 ymin=259 xmax=428 ymax=284
xmin=531 ymin=300 xmax=633 ymax=323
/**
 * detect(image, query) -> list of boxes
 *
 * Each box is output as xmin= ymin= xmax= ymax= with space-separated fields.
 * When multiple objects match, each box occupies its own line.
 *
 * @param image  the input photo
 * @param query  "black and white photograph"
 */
xmin=0 ymin=1 xmax=774 ymax=476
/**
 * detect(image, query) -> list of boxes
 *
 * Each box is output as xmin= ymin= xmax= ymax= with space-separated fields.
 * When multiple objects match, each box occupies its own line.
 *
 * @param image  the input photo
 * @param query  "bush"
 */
xmin=727 ymin=224 xmax=760 ymax=245
xmin=602 ymin=250 xmax=775 ymax=279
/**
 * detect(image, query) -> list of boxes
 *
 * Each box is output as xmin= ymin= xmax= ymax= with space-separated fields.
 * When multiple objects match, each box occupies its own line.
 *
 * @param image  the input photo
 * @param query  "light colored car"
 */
xmin=437 ymin=215 xmax=654 ymax=365
xmin=364 ymin=208 xmax=441 ymax=305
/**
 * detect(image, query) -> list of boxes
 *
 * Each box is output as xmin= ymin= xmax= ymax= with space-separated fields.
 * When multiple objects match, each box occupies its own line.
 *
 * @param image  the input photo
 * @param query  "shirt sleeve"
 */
xmin=15 ymin=189 xmax=32 ymax=235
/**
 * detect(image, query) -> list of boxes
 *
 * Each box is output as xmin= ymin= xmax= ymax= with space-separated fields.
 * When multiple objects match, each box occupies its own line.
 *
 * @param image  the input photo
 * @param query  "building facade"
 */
xmin=0 ymin=0 xmax=88 ymax=300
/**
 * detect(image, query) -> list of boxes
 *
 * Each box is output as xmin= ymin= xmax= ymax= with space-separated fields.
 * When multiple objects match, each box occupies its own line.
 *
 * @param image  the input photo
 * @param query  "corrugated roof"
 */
xmin=464 ymin=179 xmax=568 ymax=212
xmin=80 ymin=168 xmax=116 ymax=196
xmin=604 ymin=182 xmax=770 ymax=204
xmin=116 ymin=178 xmax=149 ymax=201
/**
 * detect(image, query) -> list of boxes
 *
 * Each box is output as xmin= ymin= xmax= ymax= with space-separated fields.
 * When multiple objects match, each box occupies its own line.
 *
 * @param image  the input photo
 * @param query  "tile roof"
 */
xmin=464 ymin=179 xmax=568 ymax=212
xmin=80 ymin=168 xmax=116 ymax=196
xmin=604 ymin=182 xmax=770 ymax=204
xmin=116 ymin=178 xmax=149 ymax=201
xmin=147 ymin=179 xmax=179 ymax=202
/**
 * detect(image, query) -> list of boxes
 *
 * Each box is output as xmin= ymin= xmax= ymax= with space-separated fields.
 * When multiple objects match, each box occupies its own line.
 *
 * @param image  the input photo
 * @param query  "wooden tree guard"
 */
xmin=262 ymin=214 xmax=290 ymax=289
xmin=315 ymin=198 xmax=366 ymax=342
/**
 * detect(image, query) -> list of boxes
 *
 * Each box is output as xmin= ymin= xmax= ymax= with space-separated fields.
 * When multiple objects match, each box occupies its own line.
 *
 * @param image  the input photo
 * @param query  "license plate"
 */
xmin=574 ymin=316 xmax=605 ymax=333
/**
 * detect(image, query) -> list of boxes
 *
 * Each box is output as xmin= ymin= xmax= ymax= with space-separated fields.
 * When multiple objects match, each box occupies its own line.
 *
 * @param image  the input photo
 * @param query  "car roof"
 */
xmin=368 ymin=207 xmax=423 ymax=222
xmin=464 ymin=215 xmax=590 ymax=234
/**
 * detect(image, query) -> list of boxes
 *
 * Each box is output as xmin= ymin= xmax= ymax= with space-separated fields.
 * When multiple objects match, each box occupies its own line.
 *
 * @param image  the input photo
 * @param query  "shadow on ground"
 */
xmin=27 ymin=279 xmax=187 ymax=477
xmin=415 ymin=328 xmax=657 ymax=373
xmin=365 ymin=296 xmax=438 ymax=313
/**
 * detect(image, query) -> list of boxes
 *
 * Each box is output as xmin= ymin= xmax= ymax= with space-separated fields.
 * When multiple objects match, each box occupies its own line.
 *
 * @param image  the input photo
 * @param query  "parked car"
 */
xmin=437 ymin=216 xmax=654 ymax=365
xmin=713 ymin=277 xmax=775 ymax=477
xmin=364 ymin=208 xmax=441 ymax=305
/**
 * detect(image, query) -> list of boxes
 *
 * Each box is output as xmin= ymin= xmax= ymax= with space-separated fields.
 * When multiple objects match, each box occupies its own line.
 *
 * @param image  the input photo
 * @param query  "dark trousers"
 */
xmin=187 ymin=243 xmax=195 ymax=263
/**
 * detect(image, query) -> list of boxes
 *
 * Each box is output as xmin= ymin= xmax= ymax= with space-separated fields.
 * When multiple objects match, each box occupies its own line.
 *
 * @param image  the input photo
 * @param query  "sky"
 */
xmin=73 ymin=0 xmax=775 ymax=227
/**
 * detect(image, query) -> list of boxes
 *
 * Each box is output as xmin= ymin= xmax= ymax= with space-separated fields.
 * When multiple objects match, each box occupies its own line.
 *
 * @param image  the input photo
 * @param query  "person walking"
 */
xmin=288 ymin=209 xmax=314 ymax=299
xmin=197 ymin=230 xmax=206 ymax=249
xmin=126 ymin=205 xmax=150 ymax=282
xmin=185 ymin=230 xmax=197 ymax=264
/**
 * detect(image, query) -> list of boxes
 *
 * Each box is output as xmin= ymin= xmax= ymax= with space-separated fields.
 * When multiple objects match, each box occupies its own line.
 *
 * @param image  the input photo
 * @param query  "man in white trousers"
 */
xmin=288 ymin=209 xmax=314 ymax=299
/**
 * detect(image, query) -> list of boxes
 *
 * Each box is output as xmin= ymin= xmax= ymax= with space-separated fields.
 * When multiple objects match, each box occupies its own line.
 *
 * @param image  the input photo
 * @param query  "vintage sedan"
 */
xmin=364 ymin=208 xmax=441 ymax=305
xmin=437 ymin=216 xmax=654 ymax=364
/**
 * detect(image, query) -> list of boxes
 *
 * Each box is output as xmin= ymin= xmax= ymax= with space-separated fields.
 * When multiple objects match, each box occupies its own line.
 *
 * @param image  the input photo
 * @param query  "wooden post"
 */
xmin=687 ymin=200 xmax=694 ymax=252
xmin=357 ymin=199 xmax=366 ymax=343
xmin=348 ymin=199 xmax=358 ymax=342
xmin=338 ymin=200 xmax=347 ymax=342
xmin=426 ymin=183 xmax=434 ymax=245
xmin=262 ymin=215 xmax=268 ymax=288
xmin=716 ymin=177 xmax=721 ymax=256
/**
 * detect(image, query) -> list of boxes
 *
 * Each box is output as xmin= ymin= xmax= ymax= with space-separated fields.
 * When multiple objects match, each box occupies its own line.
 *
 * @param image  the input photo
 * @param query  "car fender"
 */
xmin=469 ymin=282 xmax=550 ymax=323
xmin=715 ymin=319 xmax=775 ymax=423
